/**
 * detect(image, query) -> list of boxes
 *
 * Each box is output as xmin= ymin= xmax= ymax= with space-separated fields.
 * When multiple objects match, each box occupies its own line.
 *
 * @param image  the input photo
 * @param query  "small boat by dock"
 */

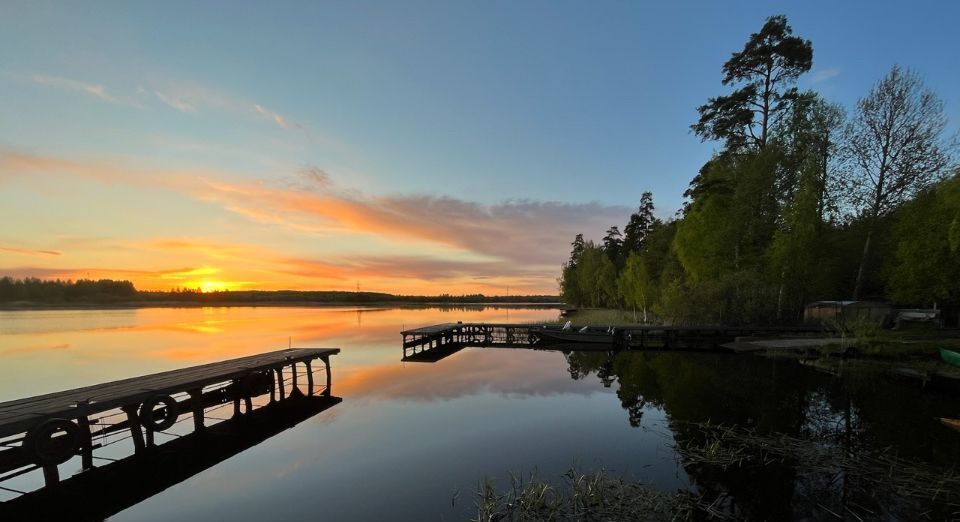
xmin=537 ymin=325 xmax=616 ymax=345
xmin=941 ymin=348 xmax=960 ymax=367
xmin=939 ymin=417 xmax=960 ymax=433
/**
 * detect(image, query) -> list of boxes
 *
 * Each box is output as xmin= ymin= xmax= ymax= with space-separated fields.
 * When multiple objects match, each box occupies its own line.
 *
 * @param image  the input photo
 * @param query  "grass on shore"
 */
xmin=674 ymin=420 xmax=960 ymax=519
xmin=471 ymin=468 xmax=724 ymax=521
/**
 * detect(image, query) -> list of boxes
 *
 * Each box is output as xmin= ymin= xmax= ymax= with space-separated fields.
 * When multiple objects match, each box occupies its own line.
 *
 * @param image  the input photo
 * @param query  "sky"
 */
xmin=1 ymin=1 xmax=958 ymax=294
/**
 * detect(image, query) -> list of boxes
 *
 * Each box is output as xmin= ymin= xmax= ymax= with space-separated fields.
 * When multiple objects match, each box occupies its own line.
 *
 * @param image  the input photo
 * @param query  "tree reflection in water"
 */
xmin=565 ymin=350 xmax=960 ymax=520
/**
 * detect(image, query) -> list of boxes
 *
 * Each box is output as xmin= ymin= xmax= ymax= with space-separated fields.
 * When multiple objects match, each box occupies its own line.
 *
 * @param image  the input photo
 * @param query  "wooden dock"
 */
xmin=1 ymin=394 xmax=341 ymax=520
xmin=0 ymin=348 xmax=338 ymax=490
xmin=401 ymin=322 xmax=831 ymax=361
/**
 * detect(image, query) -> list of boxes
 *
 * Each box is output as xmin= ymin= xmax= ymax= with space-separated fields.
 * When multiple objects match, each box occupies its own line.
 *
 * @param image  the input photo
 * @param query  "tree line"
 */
xmin=559 ymin=15 xmax=958 ymax=325
xmin=0 ymin=277 xmax=137 ymax=302
xmin=0 ymin=277 xmax=559 ymax=304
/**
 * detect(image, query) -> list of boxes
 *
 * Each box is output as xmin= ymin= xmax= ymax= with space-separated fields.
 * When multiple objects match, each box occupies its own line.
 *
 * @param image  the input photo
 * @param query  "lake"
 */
xmin=1 ymin=306 xmax=958 ymax=520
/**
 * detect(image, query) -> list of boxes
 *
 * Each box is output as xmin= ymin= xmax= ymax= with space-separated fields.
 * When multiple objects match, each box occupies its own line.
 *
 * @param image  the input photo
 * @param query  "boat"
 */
xmin=537 ymin=325 xmax=616 ymax=345
xmin=939 ymin=417 xmax=960 ymax=433
xmin=941 ymin=348 xmax=960 ymax=367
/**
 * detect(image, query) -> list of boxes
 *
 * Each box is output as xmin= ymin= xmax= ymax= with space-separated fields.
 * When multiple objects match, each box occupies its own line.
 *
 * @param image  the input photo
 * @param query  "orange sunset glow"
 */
xmin=0 ymin=140 xmax=629 ymax=294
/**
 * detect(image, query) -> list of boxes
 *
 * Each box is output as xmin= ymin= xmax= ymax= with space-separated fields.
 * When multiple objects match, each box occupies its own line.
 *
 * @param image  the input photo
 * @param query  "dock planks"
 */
xmin=400 ymin=322 xmax=832 ymax=361
xmin=0 ymin=348 xmax=339 ymax=438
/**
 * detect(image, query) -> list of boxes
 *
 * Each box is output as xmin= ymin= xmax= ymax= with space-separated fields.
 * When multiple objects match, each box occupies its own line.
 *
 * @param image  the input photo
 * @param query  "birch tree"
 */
xmin=844 ymin=65 xmax=953 ymax=299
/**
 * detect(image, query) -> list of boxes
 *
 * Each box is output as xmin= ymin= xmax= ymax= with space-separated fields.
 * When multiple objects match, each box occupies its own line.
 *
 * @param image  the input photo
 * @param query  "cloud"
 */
xmin=0 ymin=149 xmax=629 ymax=292
xmin=254 ymin=104 xmax=288 ymax=128
xmin=197 ymin=176 xmax=631 ymax=267
xmin=0 ymin=245 xmax=61 ymax=257
xmin=151 ymin=81 xmax=294 ymax=130
xmin=14 ymin=71 xmax=310 ymax=135
xmin=160 ymin=266 xmax=221 ymax=279
xmin=28 ymin=74 xmax=134 ymax=105
xmin=153 ymin=90 xmax=195 ymax=112
xmin=810 ymin=67 xmax=841 ymax=84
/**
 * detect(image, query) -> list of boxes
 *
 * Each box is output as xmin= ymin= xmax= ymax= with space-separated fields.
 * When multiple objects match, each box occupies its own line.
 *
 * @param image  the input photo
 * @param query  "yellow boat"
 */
xmin=939 ymin=417 xmax=960 ymax=433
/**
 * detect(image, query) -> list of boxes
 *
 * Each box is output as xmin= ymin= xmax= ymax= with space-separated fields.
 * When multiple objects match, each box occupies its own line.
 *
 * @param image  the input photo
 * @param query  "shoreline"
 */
xmin=0 ymin=301 xmax=567 ymax=312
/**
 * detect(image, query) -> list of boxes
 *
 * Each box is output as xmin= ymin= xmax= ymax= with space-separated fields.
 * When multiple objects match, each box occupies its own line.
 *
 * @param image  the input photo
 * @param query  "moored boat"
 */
xmin=939 ymin=417 xmax=960 ymax=433
xmin=941 ymin=348 xmax=960 ymax=367
xmin=538 ymin=325 xmax=616 ymax=345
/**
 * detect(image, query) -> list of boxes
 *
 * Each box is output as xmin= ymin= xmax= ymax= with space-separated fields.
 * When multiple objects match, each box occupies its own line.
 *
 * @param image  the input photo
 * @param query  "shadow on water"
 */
xmin=566 ymin=349 xmax=960 ymax=520
xmin=0 ymin=394 xmax=341 ymax=521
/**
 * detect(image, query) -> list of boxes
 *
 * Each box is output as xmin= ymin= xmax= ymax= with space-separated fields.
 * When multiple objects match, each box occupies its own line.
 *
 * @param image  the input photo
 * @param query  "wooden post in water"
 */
xmin=321 ymin=355 xmax=332 ymax=396
xmin=268 ymin=372 xmax=276 ymax=403
xmin=42 ymin=464 xmax=59 ymax=486
xmin=276 ymin=367 xmax=286 ymax=400
xmin=232 ymin=379 xmax=242 ymax=418
xmin=188 ymin=388 xmax=204 ymax=431
xmin=291 ymin=362 xmax=299 ymax=395
xmin=306 ymin=359 xmax=315 ymax=396
xmin=77 ymin=415 xmax=94 ymax=470
xmin=121 ymin=405 xmax=145 ymax=452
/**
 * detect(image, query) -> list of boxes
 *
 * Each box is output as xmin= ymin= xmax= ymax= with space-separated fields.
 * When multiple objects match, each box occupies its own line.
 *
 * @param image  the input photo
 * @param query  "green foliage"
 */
xmin=623 ymin=191 xmax=656 ymax=255
xmin=886 ymin=173 xmax=960 ymax=304
xmin=618 ymin=252 xmax=654 ymax=322
xmin=602 ymin=226 xmax=624 ymax=268
xmin=558 ymin=15 xmax=956 ymax=324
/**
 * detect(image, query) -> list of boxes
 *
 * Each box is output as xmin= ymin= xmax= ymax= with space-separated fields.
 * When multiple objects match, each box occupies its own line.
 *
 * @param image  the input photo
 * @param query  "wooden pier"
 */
xmin=0 ymin=348 xmax=339 ymax=492
xmin=1 ymin=394 xmax=341 ymax=520
xmin=401 ymin=322 xmax=830 ymax=361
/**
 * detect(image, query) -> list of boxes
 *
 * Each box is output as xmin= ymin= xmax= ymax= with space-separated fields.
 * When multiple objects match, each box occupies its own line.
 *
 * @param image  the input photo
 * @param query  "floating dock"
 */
xmin=401 ymin=323 xmax=830 ymax=362
xmin=0 ymin=348 xmax=339 ymax=491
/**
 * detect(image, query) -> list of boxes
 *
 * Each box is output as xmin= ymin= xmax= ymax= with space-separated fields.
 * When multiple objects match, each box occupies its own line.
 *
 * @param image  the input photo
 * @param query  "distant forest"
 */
xmin=0 ymin=277 xmax=559 ymax=305
xmin=559 ymin=15 xmax=959 ymax=325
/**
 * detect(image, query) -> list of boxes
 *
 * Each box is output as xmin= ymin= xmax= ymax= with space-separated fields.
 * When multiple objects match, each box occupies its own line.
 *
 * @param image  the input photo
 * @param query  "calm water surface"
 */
xmin=1 ymin=306 xmax=958 ymax=520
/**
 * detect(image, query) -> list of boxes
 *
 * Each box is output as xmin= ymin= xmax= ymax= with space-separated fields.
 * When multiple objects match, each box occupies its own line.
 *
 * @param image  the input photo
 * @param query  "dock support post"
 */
xmin=42 ymin=464 xmax=60 ymax=486
xmin=121 ymin=405 xmax=146 ymax=452
xmin=291 ymin=362 xmax=299 ymax=395
xmin=276 ymin=367 xmax=286 ymax=400
xmin=232 ymin=379 xmax=242 ymax=418
xmin=306 ymin=359 xmax=315 ymax=396
xmin=77 ymin=415 xmax=94 ymax=470
xmin=269 ymin=372 xmax=276 ymax=403
xmin=322 ymin=355 xmax=332 ymax=396
xmin=188 ymin=388 xmax=204 ymax=432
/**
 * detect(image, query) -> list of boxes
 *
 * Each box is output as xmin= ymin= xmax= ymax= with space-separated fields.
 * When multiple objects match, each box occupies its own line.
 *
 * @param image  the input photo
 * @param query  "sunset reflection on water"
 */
xmin=0 ymin=306 xmax=686 ymax=521
xmin=0 ymin=306 xmax=559 ymax=401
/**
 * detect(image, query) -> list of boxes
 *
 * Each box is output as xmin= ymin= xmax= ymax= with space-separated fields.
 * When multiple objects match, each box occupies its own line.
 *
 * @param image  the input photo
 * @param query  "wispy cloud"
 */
xmin=0 ymin=245 xmax=62 ymax=257
xmin=150 ymin=81 xmax=295 ymax=130
xmin=153 ymin=90 xmax=195 ymax=112
xmin=12 ymin=70 xmax=300 ymax=131
xmin=254 ymin=104 xmax=288 ymax=128
xmin=28 ymin=74 xmax=135 ymax=106
xmin=811 ymin=67 xmax=841 ymax=84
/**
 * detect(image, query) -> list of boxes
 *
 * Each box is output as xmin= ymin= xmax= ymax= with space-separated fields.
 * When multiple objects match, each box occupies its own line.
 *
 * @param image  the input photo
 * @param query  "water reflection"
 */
xmin=566 ymin=350 xmax=960 ymax=519
xmin=4 ymin=306 xmax=957 ymax=520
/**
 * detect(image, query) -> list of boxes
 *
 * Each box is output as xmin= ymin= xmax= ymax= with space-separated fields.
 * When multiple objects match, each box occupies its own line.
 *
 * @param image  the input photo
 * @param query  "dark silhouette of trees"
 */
xmin=622 ymin=192 xmax=657 ymax=255
xmin=692 ymin=15 xmax=813 ymax=152
xmin=0 ymin=277 xmax=136 ymax=303
xmin=602 ymin=226 xmax=624 ymax=267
